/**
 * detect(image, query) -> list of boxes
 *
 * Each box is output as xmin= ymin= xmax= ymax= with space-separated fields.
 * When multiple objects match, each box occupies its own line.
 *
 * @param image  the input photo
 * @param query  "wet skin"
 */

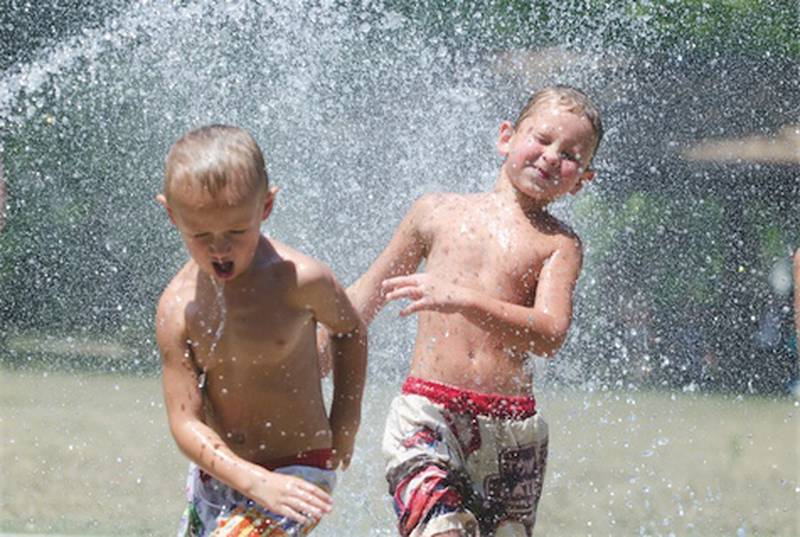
xmin=378 ymin=190 xmax=582 ymax=395
xmin=157 ymin=188 xmax=366 ymax=524
xmin=349 ymin=104 xmax=596 ymax=396
xmin=179 ymin=239 xmax=333 ymax=462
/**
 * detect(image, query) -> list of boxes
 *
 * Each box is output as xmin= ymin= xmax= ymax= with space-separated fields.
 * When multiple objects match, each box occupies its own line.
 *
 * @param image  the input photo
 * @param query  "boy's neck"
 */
xmin=493 ymin=171 xmax=551 ymax=218
xmin=202 ymin=235 xmax=277 ymax=292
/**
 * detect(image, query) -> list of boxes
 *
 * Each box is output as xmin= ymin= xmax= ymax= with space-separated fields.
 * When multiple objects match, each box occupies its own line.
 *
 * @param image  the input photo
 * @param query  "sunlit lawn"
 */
xmin=1 ymin=368 xmax=798 ymax=536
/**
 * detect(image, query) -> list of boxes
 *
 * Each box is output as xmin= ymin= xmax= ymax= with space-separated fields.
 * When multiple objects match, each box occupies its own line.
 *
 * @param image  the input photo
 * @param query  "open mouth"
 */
xmin=212 ymin=260 xmax=235 ymax=278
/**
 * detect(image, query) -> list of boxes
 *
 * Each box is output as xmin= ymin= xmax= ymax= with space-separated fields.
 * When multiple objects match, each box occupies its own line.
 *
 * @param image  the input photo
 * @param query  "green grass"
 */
xmin=1 ymin=369 xmax=798 ymax=536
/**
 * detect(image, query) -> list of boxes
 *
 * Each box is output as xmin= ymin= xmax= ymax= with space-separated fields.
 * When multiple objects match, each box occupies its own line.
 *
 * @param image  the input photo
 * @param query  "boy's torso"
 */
xmin=170 ymin=239 xmax=332 ymax=465
xmin=410 ymin=192 xmax=574 ymax=396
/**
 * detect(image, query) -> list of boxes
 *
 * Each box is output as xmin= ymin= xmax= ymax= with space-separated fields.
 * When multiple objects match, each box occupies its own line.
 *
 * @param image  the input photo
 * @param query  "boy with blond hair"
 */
xmin=347 ymin=85 xmax=603 ymax=536
xmin=156 ymin=125 xmax=366 ymax=536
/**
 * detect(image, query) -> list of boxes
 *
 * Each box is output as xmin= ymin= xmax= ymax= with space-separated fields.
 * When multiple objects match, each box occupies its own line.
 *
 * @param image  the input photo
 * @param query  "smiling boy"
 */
xmin=347 ymin=86 xmax=603 ymax=536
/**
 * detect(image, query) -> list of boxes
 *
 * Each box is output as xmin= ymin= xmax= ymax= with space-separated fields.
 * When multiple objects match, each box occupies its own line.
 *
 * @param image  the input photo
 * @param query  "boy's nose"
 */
xmin=541 ymin=149 xmax=559 ymax=166
xmin=210 ymin=236 xmax=232 ymax=254
xmin=542 ymin=151 xmax=558 ymax=168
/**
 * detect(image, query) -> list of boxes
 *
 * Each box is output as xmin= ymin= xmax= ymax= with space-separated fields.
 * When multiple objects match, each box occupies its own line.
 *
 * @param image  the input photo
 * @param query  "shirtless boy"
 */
xmin=348 ymin=86 xmax=603 ymax=536
xmin=156 ymin=125 xmax=366 ymax=536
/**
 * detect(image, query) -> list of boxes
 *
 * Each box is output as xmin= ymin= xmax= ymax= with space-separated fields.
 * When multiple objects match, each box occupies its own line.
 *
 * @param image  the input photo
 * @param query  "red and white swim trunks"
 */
xmin=383 ymin=377 xmax=548 ymax=537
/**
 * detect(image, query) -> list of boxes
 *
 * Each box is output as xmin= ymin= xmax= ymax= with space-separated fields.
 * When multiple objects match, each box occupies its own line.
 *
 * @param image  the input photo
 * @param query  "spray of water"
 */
xmin=1 ymin=1 xmax=798 ymax=535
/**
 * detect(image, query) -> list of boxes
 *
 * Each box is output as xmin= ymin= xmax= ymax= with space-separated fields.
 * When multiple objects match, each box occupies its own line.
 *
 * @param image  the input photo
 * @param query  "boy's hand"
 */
xmin=247 ymin=466 xmax=333 ymax=525
xmin=330 ymin=426 xmax=357 ymax=470
xmin=382 ymin=274 xmax=467 ymax=316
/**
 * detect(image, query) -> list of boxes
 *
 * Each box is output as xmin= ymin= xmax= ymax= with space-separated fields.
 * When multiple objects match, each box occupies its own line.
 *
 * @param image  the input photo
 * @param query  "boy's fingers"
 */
xmin=400 ymin=301 xmax=428 ymax=316
xmin=385 ymin=287 xmax=422 ymax=302
xmin=299 ymin=481 xmax=333 ymax=506
xmin=288 ymin=501 xmax=321 ymax=521
xmin=382 ymin=281 xmax=409 ymax=295
xmin=295 ymin=490 xmax=331 ymax=514
xmin=287 ymin=495 xmax=326 ymax=519
xmin=382 ymin=275 xmax=418 ymax=290
xmin=280 ymin=504 xmax=311 ymax=525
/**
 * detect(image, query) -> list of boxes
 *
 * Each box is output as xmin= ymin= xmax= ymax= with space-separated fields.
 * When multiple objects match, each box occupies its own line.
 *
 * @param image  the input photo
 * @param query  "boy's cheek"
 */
xmin=562 ymin=162 xmax=580 ymax=177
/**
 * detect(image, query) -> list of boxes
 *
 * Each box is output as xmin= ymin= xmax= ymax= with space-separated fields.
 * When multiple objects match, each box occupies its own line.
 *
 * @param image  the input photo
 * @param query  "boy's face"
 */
xmin=497 ymin=102 xmax=596 ymax=202
xmin=159 ymin=186 xmax=276 ymax=282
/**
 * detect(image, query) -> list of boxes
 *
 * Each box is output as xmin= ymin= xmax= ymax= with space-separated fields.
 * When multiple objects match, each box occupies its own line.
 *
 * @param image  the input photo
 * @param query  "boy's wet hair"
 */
xmin=515 ymin=85 xmax=604 ymax=156
xmin=164 ymin=125 xmax=269 ymax=205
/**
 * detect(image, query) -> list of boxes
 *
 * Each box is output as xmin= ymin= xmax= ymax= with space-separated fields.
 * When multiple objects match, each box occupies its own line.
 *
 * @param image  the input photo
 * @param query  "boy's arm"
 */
xmin=383 ymin=235 xmax=583 ymax=357
xmin=317 ymin=196 xmax=430 ymax=376
xmin=299 ymin=265 xmax=367 ymax=470
xmin=348 ymin=196 xmax=432 ymax=323
xmin=156 ymin=292 xmax=332 ymax=523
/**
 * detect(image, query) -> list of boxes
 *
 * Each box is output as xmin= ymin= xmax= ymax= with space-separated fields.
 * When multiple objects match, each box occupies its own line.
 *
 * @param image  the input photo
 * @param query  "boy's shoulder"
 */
xmin=269 ymin=238 xmax=332 ymax=281
xmin=267 ymin=238 xmax=340 ymax=301
xmin=412 ymin=191 xmax=483 ymax=211
xmin=156 ymin=261 xmax=199 ymax=345
xmin=408 ymin=191 xmax=486 ymax=225
xmin=530 ymin=211 xmax=583 ymax=261
xmin=540 ymin=210 xmax=581 ymax=241
xmin=158 ymin=261 xmax=199 ymax=312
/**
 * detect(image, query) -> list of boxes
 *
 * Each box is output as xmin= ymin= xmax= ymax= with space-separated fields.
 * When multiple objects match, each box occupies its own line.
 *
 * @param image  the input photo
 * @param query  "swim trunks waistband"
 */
xmin=402 ymin=376 xmax=536 ymax=419
xmin=261 ymin=448 xmax=334 ymax=471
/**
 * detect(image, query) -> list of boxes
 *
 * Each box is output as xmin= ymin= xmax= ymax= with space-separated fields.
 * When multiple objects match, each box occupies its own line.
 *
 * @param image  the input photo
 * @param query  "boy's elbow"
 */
xmin=352 ymin=311 xmax=367 ymax=332
xmin=535 ymin=333 xmax=566 ymax=358
xmin=339 ymin=317 xmax=367 ymax=345
xmin=168 ymin=417 xmax=197 ymax=454
xmin=353 ymin=315 xmax=368 ymax=347
xmin=333 ymin=318 xmax=368 ymax=359
xmin=526 ymin=319 xmax=570 ymax=358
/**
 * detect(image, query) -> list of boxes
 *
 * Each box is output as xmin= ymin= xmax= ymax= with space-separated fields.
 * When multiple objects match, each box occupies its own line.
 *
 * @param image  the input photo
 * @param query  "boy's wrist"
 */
xmin=233 ymin=460 xmax=270 ymax=495
xmin=456 ymin=286 xmax=479 ymax=313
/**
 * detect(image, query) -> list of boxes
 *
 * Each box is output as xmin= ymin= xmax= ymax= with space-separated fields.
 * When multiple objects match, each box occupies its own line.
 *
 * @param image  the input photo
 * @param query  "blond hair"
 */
xmin=164 ymin=125 xmax=268 ymax=205
xmin=515 ymin=85 xmax=604 ymax=155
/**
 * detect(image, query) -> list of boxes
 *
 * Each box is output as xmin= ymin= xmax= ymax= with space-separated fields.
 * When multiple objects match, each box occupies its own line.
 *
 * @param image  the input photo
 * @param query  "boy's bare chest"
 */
xmin=185 ymin=294 xmax=314 ymax=370
xmin=429 ymin=214 xmax=554 ymax=284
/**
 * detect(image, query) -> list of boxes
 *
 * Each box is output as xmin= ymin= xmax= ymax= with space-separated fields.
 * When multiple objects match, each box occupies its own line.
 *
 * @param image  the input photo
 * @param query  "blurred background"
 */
xmin=1 ymin=1 xmax=798 ymax=535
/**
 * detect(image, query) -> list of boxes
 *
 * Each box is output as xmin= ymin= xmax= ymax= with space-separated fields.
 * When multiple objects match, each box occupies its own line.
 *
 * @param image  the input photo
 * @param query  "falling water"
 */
xmin=208 ymin=280 xmax=226 ymax=358
xmin=2 ymin=1 xmax=798 ymax=535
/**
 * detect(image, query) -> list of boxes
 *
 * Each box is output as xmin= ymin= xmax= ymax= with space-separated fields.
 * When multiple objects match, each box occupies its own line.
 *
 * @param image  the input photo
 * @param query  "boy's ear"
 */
xmin=570 ymin=169 xmax=596 ymax=195
xmin=496 ymin=121 xmax=515 ymax=157
xmin=261 ymin=186 xmax=279 ymax=220
xmin=156 ymin=193 xmax=176 ymax=224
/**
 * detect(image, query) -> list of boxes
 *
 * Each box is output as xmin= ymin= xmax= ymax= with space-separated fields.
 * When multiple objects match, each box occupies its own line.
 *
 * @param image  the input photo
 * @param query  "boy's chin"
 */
xmin=519 ymin=179 xmax=576 ymax=202
xmin=516 ymin=182 xmax=554 ymax=201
